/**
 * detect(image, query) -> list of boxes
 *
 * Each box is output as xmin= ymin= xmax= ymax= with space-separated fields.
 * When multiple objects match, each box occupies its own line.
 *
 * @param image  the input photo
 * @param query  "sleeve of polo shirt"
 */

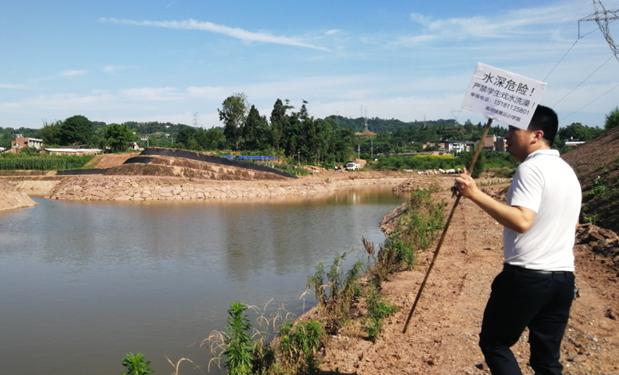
xmin=509 ymin=164 xmax=543 ymax=213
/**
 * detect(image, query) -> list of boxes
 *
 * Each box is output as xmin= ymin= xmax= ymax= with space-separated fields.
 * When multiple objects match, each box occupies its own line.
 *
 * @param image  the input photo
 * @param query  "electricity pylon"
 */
xmin=579 ymin=0 xmax=619 ymax=62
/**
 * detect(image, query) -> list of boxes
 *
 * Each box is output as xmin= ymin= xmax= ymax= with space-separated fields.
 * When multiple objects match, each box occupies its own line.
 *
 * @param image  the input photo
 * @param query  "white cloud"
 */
xmin=1 ymin=66 xmax=614 ymax=128
xmin=0 ymin=83 xmax=27 ymax=89
xmin=119 ymin=87 xmax=181 ymax=101
xmin=325 ymin=29 xmax=341 ymax=36
xmin=404 ymin=1 xmax=592 ymax=44
xmin=60 ymin=69 xmax=88 ymax=77
xmin=99 ymin=17 xmax=328 ymax=51
xmin=103 ymin=65 xmax=130 ymax=74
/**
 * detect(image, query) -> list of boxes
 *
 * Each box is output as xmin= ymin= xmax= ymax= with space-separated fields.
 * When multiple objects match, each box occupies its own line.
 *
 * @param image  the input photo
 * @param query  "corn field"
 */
xmin=0 ymin=155 xmax=93 ymax=170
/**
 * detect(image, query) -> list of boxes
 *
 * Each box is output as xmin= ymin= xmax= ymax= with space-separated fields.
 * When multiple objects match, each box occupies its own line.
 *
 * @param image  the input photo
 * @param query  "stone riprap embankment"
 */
xmin=0 ymin=181 xmax=36 ymax=211
xmin=48 ymin=174 xmax=414 ymax=202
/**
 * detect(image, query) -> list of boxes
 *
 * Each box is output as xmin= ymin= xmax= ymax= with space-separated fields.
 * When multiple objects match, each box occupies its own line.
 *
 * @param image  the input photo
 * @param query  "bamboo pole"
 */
xmin=402 ymin=117 xmax=493 ymax=334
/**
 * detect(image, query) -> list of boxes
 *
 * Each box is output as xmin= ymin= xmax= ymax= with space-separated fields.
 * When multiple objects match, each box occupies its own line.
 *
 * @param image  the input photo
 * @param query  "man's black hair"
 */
xmin=528 ymin=105 xmax=558 ymax=146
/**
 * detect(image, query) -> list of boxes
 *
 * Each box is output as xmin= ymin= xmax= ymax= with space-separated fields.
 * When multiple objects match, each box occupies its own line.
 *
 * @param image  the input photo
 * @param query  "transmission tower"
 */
xmin=579 ymin=0 xmax=619 ymax=62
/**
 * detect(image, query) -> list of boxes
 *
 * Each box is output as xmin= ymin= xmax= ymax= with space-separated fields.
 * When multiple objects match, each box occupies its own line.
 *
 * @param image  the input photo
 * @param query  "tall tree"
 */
xmin=195 ymin=127 xmax=226 ymax=150
xmin=59 ymin=115 xmax=93 ymax=146
xmin=605 ymin=107 xmax=619 ymax=130
xmin=242 ymin=105 xmax=271 ymax=150
xmin=558 ymin=122 xmax=603 ymax=141
xmin=176 ymin=126 xmax=200 ymax=149
xmin=218 ymin=94 xmax=247 ymax=150
xmin=40 ymin=121 xmax=62 ymax=145
xmin=104 ymin=124 xmax=137 ymax=152
xmin=270 ymin=98 xmax=289 ymax=151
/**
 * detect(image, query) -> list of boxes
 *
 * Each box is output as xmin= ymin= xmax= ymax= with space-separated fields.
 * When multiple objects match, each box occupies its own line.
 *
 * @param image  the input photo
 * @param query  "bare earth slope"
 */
xmin=319 ymin=188 xmax=618 ymax=375
xmin=562 ymin=126 xmax=619 ymax=233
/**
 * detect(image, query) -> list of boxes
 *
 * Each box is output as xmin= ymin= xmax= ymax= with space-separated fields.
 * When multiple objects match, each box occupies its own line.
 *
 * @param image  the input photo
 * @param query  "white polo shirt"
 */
xmin=504 ymin=149 xmax=582 ymax=271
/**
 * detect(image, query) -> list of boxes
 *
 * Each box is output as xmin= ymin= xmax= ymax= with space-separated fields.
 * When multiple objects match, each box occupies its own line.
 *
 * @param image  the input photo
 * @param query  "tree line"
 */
xmin=1 ymin=101 xmax=616 ymax=164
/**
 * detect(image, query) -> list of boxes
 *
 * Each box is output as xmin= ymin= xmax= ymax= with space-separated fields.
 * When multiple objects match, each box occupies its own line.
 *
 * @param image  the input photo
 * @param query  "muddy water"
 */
xmin=0 ymin=189 xmax=400 ymax=375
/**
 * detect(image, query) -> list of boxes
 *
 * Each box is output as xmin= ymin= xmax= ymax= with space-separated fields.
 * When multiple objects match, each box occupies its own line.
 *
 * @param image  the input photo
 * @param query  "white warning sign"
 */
xmin=462 ymin=63 xmax=546 ymax=129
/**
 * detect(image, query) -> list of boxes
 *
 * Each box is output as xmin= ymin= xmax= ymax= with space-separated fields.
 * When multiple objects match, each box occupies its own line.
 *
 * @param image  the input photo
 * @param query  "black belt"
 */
xmin=503 ymin=263 xmax=573 ymax=275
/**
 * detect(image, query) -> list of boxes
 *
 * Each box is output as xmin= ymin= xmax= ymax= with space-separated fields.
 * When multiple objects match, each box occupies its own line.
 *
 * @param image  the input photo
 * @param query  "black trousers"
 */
xmin=479 ymin=264 xmax=575 ymax=375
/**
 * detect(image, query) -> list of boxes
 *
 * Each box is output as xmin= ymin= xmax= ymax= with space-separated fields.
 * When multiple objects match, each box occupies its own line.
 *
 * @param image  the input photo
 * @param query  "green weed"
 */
xmin=121 ymin=352 xmax=153 ymax=375
xmin=364 ymin=285 xmax=397 ymax=342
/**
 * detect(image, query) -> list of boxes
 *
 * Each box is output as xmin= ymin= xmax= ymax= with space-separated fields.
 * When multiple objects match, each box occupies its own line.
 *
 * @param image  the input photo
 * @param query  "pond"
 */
xmin=0 ymin=189 xmax=401 ymax=375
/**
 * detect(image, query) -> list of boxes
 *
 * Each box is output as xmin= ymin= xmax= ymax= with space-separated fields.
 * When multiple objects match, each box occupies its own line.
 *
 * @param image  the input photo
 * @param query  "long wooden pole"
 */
xmin=402 ymin=117 xmax=493 ymax=334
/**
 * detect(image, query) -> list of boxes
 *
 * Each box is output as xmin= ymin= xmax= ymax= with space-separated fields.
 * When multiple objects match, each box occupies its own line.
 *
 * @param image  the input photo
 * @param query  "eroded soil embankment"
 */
xmin=47 ymin=172 xmax=420 ymax=202
xmin=0 ymin=181 xmax=36 ymax=211
xmin=318 ymin=185 xmax=618 ymax=375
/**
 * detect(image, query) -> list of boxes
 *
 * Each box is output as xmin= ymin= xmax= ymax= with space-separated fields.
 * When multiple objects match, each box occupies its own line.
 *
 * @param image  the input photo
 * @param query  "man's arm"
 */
xmin=455 ymin=173 xmax=536 ymax=233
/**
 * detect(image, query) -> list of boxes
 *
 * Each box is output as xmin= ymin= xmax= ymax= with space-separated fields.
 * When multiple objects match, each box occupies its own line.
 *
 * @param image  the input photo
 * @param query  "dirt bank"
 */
xmin=318 ymin=183 xmax=618 ymax=375
xmin=0 ymin=181 xmax=36 ymax=212
xmin=47 ymin=171 xmax=422 ymax=202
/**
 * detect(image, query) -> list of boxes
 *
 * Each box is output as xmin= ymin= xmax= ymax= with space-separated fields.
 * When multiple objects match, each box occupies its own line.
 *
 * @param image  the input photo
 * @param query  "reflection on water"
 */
xmin=0 ymin=189 xmax=400 ymax=375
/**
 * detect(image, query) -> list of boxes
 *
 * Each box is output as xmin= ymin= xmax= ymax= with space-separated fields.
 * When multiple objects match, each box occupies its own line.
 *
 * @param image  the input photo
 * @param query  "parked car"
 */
xmin=345 ymin=162 xmax=360 ymax=171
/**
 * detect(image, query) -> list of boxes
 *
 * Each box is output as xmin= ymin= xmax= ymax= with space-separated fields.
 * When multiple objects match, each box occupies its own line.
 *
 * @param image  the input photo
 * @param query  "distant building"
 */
xmin=442 ymin=140 xmax=475 ymax=154
xmin=565 ymin=140 xmax=586 ymax=148
xmin=129 ymin=142 xmax=143 ymax=151
xmin=44 ymin=148 xmax=103 ymax=156
xmin=483 ymin=135 xmax=497 ymax=151
xmin=422 ymin=142 xmax=438 ymax=150
xmin=495 ymin=137 xmax=507 ymax=152
xmin=11 ymin=135 xmax=43 ymax=151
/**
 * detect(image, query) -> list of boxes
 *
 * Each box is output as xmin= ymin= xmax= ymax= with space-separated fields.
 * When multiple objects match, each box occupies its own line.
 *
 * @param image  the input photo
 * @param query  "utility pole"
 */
xmin=579 ymin=0 xmax=619 ymax=62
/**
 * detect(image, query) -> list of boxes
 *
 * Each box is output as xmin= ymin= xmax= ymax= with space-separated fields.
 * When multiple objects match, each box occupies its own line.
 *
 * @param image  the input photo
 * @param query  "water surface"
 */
xmin=0 ymin=190 xmax=400 ymax=375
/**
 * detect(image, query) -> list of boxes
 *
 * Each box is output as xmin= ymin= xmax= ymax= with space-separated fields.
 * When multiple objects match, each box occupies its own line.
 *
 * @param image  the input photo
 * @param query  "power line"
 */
xmin=543 ymin=39 xmax=579 ymax=82
xmin=562 ymin=81 xmax=619 ymax=123
xmin=552 ymin=55 xmax=612 ymax=107
xmin=543 ymin=29 xmax=600 ymax=82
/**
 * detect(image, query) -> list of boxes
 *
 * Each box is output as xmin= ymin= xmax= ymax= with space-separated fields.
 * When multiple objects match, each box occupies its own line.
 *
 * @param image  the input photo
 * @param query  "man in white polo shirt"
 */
xmin=455 ymin=105 xmax=581 ymax=375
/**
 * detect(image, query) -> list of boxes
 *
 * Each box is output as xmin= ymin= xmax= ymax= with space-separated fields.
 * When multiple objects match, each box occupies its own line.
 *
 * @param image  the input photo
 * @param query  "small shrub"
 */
xmin=307 ymin=254 xmax=363 ymax=334
xmin=121 ymin=352 xmax=153 ymax=375
xmin=589 ymin=176 xmax=608 ymax=198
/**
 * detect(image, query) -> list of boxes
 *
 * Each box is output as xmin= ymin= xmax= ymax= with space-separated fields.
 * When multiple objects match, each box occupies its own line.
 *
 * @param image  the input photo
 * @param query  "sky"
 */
xmin=1 ymin=0 xmax=618 ymax=129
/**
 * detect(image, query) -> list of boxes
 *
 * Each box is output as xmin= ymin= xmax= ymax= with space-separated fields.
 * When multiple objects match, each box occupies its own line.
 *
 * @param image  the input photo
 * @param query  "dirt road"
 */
xmin=319 ymin=187 xmax=618 ymax=375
